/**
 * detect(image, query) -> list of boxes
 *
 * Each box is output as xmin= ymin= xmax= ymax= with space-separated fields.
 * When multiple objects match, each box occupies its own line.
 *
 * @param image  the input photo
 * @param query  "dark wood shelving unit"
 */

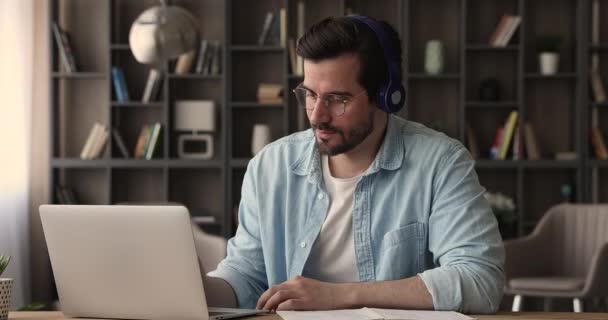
xmin=49 ymin=0 xmax=604 ymax=246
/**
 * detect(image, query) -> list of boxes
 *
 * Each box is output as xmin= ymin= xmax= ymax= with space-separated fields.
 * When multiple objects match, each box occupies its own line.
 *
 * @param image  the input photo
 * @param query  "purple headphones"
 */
xmin=349 ymin=16 xmax=406 ymax=113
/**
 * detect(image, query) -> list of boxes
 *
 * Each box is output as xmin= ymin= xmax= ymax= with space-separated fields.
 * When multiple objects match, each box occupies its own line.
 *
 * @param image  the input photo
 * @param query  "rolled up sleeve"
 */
xmin=418 ymin=145 xmax=505 ymax=314
xmin=208 ymin=160 xmax=268 ymax=309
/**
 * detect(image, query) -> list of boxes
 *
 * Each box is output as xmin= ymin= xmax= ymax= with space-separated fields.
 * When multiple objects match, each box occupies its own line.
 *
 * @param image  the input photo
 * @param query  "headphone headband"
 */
xmin=349 ymin=16 xmax=401 ymax=84
xmin=348 ymin=16 xmax=406 ymax=113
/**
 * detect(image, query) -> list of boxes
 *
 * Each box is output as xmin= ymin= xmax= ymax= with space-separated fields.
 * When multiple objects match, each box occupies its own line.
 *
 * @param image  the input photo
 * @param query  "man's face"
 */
xmin=302 ymin=54 xmax=376 ymax=156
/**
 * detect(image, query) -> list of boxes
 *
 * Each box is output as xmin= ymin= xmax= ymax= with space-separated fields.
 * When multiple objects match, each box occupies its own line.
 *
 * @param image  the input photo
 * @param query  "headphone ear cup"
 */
xmin=376 ymin=83 xmax=406 ymax=113
xmin=376 ymin=84 xmax=391 ymax=113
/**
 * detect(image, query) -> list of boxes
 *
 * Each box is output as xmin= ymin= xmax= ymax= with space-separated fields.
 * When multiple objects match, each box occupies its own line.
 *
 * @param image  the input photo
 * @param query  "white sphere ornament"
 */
xmin=129 ymin=3 xmax=200 ymax=65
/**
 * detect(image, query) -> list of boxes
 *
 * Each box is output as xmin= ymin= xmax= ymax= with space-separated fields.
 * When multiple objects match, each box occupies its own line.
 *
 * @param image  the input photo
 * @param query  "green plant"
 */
xmin=0 ymin=255 xmax=11 ymax=277
xmin=536 ymin=34 xmax=563 ymax=53
xmin=18 ymin=302 xmax=47 ymax=311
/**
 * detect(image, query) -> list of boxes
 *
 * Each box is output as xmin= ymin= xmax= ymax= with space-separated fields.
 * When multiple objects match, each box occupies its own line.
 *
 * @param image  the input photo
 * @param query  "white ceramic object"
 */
xmin=251 ymin=124 xmax=271 ymax=156
xmin=539 ymin=52 xmax=559 ymax=75
xmin=424 ymin=39 xmax=444 ymax=75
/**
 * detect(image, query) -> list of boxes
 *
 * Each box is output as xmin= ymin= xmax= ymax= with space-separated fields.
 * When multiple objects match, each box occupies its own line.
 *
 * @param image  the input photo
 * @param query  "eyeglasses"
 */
xmin=292 ymin=85 xmax=367 ymax=116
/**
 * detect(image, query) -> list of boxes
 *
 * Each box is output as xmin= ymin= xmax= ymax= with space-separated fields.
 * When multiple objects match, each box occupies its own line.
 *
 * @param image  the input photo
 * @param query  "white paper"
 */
xmin=277 ymin=308 xmax=378 ymax=320
xmin=366 ymin=308 xmax=475 ymax=320
xmin=277 ymin=308 xmax=475 ymax=320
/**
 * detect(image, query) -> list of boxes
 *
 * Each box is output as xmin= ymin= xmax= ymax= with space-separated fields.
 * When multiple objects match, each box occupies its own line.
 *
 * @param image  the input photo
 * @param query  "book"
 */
xmin=144 ymin=122 xmax=162 ymax=160
xmin=279 ymin=8 xmax=287 ymax=47
xmin=296 ymin=0 xmax=305 ymax=75
xmin=288 ymin=38 xmax=298 ymax=75
xmin=80 ymin=123 xmax=102 ymax=160
xmin=175 ymin=50 xmax=196 ymax=74
xmin=488 ymin=15 xmax=511 ymax=46
xmin=112 ymin=128 xmax=130 ymax=158
xmin=195 ymin=40 xmax=209 ymax=74
xmin=258 ymin=11 xmax=275 ymax=45
xmin=498 ymin=111 xmax=518 ymax=160
xmin=52 ymin=23 xmax=73 ymax=73
xmin=89 ymin=125 xmax=109 ymax=159
xmin=141 ymin=124 xmax=156 ymax=159
xmin=590 ymin=68 xmax=606 ymax=103
xmin=142 ymin=68 xmax=162 ymax=103
xmin=593 ymin=0 xmax=600 ymax=46
xmin=524 ymin=122 xmax=541 ymax=160
xmin=497 ymin=16 xmax=521 ymax=46
xmin=55 ymin=185 xmax=67 ymax=204
xmin=466 ymin=125 xmax=479 ymax=159
xmin=134 ymin=125 xmax=150 ymax=159
xmin=111 ymin=67 xmax=130 ymax=102
xmin=202 ymin=42 xmax=215 ymax=75
xmin=555 ymin=151 xmax=577 ymax=161
xmin=55 ymin=185 xmax=79 ymax=204
xmin=489 ymin=127 xmax=504 ymax=160
xmin=512 ymin=124 xmax=520 ymax=160
xmin=590 ymin=126 xmax=608 ymax=160
xmin=257 ymin=83 xmax=283 ymax=104
xmin=210 ymin=41 xmax=222 ymax=75
xmin=63 ymin=187 xmax=79 ymax=204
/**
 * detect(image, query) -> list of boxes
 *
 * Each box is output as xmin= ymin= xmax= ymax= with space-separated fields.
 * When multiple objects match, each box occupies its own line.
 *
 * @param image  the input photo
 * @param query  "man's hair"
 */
xmin=296 ymin=16 xmax=403 ymax=105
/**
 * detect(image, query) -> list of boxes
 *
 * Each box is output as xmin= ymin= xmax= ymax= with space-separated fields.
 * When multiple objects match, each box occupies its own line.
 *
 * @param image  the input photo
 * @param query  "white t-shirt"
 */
xmin=303 ymin=155 xmax=360 ymax=283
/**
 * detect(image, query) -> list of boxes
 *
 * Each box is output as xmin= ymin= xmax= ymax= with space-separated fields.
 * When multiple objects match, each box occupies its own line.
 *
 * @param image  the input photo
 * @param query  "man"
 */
xmin=205 ymin=16 xmax=505 ymax=314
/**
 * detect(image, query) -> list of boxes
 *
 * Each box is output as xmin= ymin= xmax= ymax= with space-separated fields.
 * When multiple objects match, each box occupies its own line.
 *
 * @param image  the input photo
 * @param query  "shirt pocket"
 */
xmin=377 ymin=222 xmax=426 ymax=279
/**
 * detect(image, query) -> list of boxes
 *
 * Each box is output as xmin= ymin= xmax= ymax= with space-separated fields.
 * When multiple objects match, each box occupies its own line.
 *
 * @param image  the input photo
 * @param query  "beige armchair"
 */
xmin=191 ymin=223 xmax=227 ymax=273
xmin=504 ymin=204 xmax=608 ymax=312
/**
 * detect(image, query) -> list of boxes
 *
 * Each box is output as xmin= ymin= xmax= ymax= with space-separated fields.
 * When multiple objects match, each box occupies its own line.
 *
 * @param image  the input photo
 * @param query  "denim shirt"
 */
xmin=209 ymin=115 xmax=505 ymax=313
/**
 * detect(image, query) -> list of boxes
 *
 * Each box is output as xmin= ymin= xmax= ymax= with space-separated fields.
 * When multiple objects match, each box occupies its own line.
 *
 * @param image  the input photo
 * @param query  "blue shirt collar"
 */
xmin=290 ymin=114 xmax=405 ymax=180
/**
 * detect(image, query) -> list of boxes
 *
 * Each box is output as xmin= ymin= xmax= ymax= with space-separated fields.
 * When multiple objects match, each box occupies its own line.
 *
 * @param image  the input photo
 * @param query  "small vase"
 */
xmin=0 ymin=278 xmax=13 ymax=320
xmin=539 ymin=52 xmax=559 ymax=75
xmin=424 ymin=40 xmax=444 ymax=75
xmin=251 ymin=124 xmax=271 ymax=156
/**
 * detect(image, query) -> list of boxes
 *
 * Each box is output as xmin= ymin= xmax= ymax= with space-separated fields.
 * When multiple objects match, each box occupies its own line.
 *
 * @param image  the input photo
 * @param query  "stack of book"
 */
xmin=111 ymin=66 xmax=130 ymax=102
xmin=80 ymin=122 xmax=109 ymax=160
xmin=134 ymin=122 xmax=163 ymax=160
xmin=174 ymin=40 xmax=222 ymax=75
xmin=488 ymin=14 xmax=521 ymax=47
xmin=480 ymin=114 xmax=542 ymax=160
xmin=52 ymin=22 xmax=78 ymax=72
xmin=257 ymin=83 xmax=283 ymax=104
xmin=489 ymin=111 xmax=519 ymax=160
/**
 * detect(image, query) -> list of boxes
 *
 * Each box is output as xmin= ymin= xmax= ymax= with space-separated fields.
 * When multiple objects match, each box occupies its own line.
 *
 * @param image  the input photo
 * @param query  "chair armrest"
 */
xmin=580 ymin=242 xmax=608 ymax=297
xmin=504 ymin=232 xmax=551 ymax=282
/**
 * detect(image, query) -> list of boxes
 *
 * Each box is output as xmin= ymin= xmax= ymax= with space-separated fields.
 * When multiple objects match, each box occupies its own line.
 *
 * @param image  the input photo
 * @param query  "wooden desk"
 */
xmin=8 ymin=311 xmax=608 ymax=320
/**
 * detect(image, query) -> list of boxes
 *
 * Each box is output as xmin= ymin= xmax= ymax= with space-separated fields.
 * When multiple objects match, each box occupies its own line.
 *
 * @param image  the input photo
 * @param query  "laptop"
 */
xmin=39 ymin=204 xmax=266 ymax=320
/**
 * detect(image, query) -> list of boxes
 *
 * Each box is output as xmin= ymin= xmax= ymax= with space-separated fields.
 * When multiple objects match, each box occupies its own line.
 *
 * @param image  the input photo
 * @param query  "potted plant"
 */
xmin=0 ymin=255 xmax=12 ymax=320
xmin=536 ymin=34 xmax=563 ymax=75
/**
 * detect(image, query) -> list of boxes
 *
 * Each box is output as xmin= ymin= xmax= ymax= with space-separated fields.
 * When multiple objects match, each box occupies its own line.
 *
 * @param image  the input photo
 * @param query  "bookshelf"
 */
xmin=50 ymin=0 xmax=602 ymax=242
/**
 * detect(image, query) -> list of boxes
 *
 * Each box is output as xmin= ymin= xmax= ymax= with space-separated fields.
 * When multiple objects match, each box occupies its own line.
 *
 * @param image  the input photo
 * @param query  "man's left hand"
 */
xmin=256 ymin=276 xmax=345 ymax=311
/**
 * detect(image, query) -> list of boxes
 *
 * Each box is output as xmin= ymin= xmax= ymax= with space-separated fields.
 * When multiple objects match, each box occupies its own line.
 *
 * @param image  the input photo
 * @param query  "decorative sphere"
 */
xmin=129 ymin=5 xmax=199 ymax=65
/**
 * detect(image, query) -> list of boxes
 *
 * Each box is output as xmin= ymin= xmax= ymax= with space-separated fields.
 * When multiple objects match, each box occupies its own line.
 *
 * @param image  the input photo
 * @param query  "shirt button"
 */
xmin=317 ymin=194 xmax=324 ymax=200
xmin=300 ymin=241 xmax=307 ymax=248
